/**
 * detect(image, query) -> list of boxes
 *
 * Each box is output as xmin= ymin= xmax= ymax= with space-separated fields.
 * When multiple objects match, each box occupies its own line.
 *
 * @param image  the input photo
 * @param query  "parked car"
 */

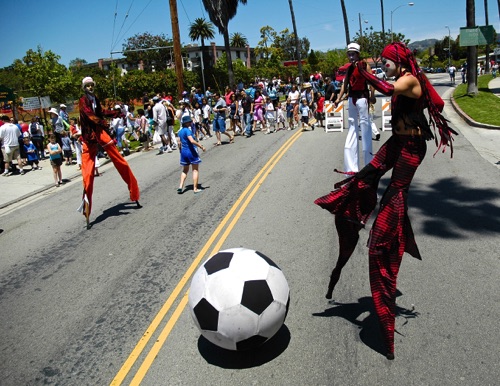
xmin=372 ymin=67 xmax=387 ymax=80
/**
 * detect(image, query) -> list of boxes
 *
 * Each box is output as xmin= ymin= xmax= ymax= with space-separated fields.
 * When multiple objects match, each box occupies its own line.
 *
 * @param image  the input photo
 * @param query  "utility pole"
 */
xmin=169 ymin=0 xmax=184 ymax=100
xmin=484 ymin=0 xmax=490 ymax=73
xmin=288 ymin=0 xmax=303 ymax=85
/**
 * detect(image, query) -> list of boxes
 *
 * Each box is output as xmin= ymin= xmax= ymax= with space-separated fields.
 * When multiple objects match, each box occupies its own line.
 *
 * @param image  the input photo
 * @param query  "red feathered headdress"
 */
xmin=382 ymin=43 xmax=457 ymax=156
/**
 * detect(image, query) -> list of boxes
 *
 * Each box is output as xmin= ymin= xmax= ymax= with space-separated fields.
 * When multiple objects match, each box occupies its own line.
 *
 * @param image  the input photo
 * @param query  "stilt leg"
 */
xmin=326 ymin=216 xmax=362 ymax=299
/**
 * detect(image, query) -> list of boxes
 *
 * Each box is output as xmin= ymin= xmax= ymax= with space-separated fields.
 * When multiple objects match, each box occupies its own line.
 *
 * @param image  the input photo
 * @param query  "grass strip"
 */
xmin=453 ymin=75 xmax=500 ymax=126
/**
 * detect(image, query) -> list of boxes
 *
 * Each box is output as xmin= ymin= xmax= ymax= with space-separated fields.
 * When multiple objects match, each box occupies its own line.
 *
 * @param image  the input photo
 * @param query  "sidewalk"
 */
xmin=0 ymin=149 xmax=143 ymax=210
xmin=489 ymin=76 xmax=500 ymax=97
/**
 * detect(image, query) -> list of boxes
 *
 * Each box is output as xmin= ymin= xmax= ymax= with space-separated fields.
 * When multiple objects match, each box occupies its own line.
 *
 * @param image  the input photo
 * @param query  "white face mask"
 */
xmin=347 ymin=51 xmax=359 ymax=63
xmin=84 ymin=83 xmax=95 ymax=95
xmin=381 ymin=58 xmax=398 ymax=77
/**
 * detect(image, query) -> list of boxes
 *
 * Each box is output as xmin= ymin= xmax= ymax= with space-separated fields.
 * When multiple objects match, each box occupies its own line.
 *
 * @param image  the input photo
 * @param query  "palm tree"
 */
xmin=189 ymin=17 xmax=215 ymax=87
xmin=340 ymin=0 xmax=351 ymax=46
xmin=288 ymin=0 xmax=303 ymax=84
xmin=202 ymin=0 xmax=248 ymax=87
xmin=230 ymin=32 xmax=248 ymax=48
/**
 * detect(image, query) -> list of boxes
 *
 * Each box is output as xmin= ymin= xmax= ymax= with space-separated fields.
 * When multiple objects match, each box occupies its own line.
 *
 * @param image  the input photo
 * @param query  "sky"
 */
xmin=1 ymin=0 xmax=498 ymax=68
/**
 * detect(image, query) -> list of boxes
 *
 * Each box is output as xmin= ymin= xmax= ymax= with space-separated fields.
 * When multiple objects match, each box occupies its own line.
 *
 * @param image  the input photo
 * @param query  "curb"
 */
xmin=449 ymin=95 xmax=500 ymax=131
xmin=0 ymin=147 xmax=150 ymax=210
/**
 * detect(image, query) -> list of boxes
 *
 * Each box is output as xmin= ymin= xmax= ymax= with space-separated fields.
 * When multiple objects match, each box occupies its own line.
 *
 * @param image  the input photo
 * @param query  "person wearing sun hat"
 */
xmin=176 ymin=114 xmax=205 ymax=194
xmin=48 ymin=107 xmax=66 ymax=148
xmin=78 ymin=76 xmax=140 ymax=228
xmin=335 ymin=42 xmax=376 ymax=174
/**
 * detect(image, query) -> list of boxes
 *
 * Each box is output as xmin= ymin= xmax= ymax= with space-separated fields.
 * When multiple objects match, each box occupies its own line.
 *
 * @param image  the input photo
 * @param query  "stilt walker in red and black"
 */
xmin=315 ymin=43 xmax=457 ymax=359
xmin=78 ymin=77 xmax=141 ymax=229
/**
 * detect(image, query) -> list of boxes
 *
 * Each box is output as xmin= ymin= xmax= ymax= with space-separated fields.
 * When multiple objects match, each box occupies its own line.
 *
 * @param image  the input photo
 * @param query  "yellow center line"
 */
xmin=111 ymin=129 xmax=303 ymax=385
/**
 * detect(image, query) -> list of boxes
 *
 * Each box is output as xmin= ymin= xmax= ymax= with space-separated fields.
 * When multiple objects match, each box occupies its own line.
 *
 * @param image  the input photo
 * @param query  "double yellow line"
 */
xmin=111 ymin=129 xmax=303 ymax=385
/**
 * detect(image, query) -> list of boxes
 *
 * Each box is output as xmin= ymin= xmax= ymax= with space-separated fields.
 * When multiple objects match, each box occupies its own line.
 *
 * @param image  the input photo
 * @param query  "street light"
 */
xmin=390 ymin=2 xmax=414 ymax=42
xmin=358 ymin=13 xmax=369 ymax=50
xmin=358 ymin=13 xmax=368 ymax=39
xmin=445 ymin=25 xmax=451 ymax=67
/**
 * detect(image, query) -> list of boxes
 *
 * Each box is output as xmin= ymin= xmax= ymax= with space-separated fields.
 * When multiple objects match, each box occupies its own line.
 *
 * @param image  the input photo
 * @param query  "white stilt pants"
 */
xmin=344 ymin=97 xmax=373 ymax=173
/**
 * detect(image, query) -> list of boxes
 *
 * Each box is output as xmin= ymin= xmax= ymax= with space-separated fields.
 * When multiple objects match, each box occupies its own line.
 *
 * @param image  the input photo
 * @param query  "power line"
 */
xmin=112 ymin=0 xmax=135 ymax=51
xmin=179 ymin=0 xmax=191 ymax=25
xmin=112 ymin=0 xmax=154 ymax=52
xmin=111 ymin=0 xmax=119 ymax=53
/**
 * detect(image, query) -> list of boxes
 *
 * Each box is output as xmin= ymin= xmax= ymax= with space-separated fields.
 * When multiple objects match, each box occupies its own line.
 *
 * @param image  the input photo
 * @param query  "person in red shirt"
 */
xmin=314 ymin=92 xmax=325 ymax=127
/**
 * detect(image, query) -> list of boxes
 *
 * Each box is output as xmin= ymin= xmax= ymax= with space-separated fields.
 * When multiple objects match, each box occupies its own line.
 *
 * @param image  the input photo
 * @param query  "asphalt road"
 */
xmin=0 ymin=74 xmax=499 ymax=385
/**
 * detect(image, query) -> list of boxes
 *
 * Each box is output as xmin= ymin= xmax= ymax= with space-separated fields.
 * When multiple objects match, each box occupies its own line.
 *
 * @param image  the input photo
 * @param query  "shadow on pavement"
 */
xmin=88 ymin=202 xmax=143 ymax=229
xmin=409 ymin=177 xmax=500 ymax=238
xmin=313 ymin=292 xmax=419 ymax=358
xmin=197 ymin=324 xmax=290 ymax=368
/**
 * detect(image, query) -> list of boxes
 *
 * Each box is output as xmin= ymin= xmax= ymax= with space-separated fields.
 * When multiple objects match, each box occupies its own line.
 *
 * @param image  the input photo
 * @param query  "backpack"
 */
xmin=166 ymin=104 xmax=175 ymax=125
xmin=30 ymin=122 xmax=38 ymax=135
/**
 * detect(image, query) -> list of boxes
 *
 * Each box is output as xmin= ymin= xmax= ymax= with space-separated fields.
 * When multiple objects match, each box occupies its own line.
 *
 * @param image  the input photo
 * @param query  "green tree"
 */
xmin=308 ymin=50 xmax=319 ymax=71
xmin=189 ymin=18 xmax=215 ymax=69
xmin=271 ymin=28 xmax=310 ymax=61
xmin=202 ymin=0 xmax=248 ymax=87
xmin=13 ymin=46 xmax=75 ymax=102
xmin=69 ymin=58 xmax=88 ymax=69
xmin=354 ymin=28 xmax=409 ymax=67
xmin=122 ymin=32 xmax=173 ymax=72
xmin=230 ymin=32 xmax=248 ymax=47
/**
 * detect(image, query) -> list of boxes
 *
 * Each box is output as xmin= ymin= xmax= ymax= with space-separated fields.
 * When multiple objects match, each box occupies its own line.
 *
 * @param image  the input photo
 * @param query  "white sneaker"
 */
xmin=265 ymin=129 xmax=271 ymax=134
xmin=166 ymin=146 xmax=173 ymax=153
xmin=2 ymin=171 xmax=9 ymax=176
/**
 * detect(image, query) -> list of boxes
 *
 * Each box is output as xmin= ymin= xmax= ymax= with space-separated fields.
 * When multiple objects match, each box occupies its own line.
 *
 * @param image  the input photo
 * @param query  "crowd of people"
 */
xmin=1 ymin=63 xmax=382 ymax=190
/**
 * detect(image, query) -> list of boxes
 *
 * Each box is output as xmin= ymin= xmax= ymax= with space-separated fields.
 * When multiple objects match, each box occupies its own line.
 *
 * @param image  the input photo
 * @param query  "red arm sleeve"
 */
xmin=78 ymin=98 xmax=114 ymax=130
xmin=356 ymin=62 xmax=394 ymax=96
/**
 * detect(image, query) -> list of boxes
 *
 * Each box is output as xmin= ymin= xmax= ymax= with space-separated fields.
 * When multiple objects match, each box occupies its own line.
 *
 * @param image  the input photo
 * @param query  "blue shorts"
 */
xmin=213 ymin=117 xmax=226 ymax=133
xmin=180 ymin=148 xmax=201 ymax=165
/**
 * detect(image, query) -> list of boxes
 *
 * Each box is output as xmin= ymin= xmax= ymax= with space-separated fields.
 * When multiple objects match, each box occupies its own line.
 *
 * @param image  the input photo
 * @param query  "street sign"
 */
xmin=0 ymin=85 xmax=15 ymax=102
xmin=22 ymin=96 xmax=41 ymax=110
xmin=40 ymin=96 xmax=51 ymax=109
xmin=460 ymin=25 xmax=496 ymax=46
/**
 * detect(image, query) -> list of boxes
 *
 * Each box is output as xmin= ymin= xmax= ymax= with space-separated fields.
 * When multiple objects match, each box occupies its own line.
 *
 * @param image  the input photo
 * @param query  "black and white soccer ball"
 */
xmin=188 ymin=248 xmax=290 ymax=351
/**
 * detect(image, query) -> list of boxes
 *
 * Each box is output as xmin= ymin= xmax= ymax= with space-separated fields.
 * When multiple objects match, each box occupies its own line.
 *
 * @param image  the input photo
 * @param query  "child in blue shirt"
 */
xmin=299 ymin=98 xmax=311 ymax=131
xmin=60 ymin=130 xmax=73 ymax=165
xmin=22 ymin=135 xmax=41 ymax=172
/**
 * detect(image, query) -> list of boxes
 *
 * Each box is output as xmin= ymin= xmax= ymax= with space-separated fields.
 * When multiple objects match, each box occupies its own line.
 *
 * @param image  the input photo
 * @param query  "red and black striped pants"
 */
xmin=367 ymin=135 xmax=426 ymax=355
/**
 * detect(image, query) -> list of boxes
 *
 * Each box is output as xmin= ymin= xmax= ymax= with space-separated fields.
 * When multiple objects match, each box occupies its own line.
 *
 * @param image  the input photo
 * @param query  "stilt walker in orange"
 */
xmin=78 ymin=77 xmax=140 ymax=229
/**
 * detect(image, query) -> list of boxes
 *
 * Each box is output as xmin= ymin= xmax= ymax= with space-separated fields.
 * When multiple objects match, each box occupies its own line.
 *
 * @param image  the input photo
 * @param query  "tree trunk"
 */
xmin=340 ymin=0 xmax=351 ymax=46
xmin=169 ymin=0 xmax=184 ymax=100
xmin=380 ymin=0 xmax=386 ymax=46
xmin=484 ymin=0 xmax=490 ymax=73
xmin=466 ymin=0 xmax=478 ymax=95
xmin=200 ymin=38 xmax=207 ymax=92
xmin=288 ymin=0 xmax=303 ymax=84
xmin=223 ymin=29 xmax=235 ymax=88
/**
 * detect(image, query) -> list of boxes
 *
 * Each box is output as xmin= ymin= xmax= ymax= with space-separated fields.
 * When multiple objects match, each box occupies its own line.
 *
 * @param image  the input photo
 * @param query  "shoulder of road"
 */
xmin=1 ymin=77 xmax=500 ymax=211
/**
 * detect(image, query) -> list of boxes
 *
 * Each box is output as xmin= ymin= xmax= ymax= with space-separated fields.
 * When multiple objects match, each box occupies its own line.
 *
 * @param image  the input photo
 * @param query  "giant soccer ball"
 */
xmin=188 ymin=248 xmax=290 ymax=351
